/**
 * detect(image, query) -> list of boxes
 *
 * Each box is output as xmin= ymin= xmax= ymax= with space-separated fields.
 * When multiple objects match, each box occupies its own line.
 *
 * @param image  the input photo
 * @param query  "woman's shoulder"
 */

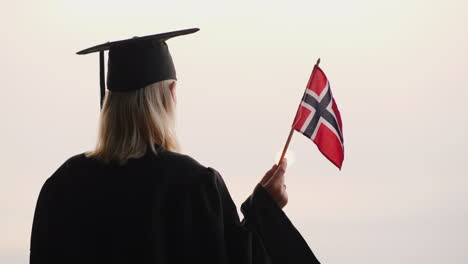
xmin=161 ymin=150 xmax=206 ymax=170
xmin=159 ymin=150 xmax=222 ymax=184
xmin=59 ymin=152 xmax=96 ymax=172
xmin=37 ymin=153 xmax=88 ymax=192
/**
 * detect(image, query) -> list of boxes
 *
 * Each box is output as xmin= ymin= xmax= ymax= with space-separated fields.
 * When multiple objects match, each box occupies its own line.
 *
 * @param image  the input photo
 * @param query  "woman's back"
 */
xmin=30 ymin=144 xmax=320 ymax=264
xmin=31 ymin=144 xmax=217 ymax=263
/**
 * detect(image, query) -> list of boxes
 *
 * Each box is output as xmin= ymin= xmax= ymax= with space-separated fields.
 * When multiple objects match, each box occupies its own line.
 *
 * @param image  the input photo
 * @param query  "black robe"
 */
xmin=30 ymin=144 xmax=321 ymax=264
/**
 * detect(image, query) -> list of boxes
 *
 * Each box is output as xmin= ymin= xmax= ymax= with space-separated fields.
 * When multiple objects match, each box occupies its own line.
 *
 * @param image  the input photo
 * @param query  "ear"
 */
xmin=169 ymin=81 xmax=176 ymax=100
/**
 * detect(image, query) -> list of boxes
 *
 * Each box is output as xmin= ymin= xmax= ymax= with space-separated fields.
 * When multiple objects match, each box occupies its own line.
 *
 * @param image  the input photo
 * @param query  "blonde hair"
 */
xmin=85 ymin=79 xmax=180 ymax=165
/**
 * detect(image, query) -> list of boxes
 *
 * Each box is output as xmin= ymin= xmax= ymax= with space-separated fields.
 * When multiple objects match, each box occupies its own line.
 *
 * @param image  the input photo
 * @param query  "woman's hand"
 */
xmin=259 ymin=158 xmax=288 ymax=208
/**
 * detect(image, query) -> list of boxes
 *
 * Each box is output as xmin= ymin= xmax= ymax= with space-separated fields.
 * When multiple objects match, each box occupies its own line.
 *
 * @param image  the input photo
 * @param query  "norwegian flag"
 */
xmin=292 ymin=64 xmax=344 ymax=169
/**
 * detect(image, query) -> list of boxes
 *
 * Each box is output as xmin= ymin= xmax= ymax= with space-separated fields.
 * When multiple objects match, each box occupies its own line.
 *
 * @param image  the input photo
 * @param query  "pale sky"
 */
xmin=1 ymin=0 xmax=467 ymax=263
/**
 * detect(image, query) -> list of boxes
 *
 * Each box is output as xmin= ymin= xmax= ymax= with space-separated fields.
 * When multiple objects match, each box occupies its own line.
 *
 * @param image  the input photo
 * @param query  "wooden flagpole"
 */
xmin=277 ymin=58 xmax=321 ymax=165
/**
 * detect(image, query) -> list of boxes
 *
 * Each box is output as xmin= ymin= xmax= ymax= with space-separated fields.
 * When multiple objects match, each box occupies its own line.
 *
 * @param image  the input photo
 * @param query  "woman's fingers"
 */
xmin=259 ymin=158 xmax=288 ymax=208
xmin=262 ymin=158 xmax=288 ymax=208
xmin=267 ymin=158 xmax=287 ymax=187
xmin=260 ymin=164 xmax=278 ymax=186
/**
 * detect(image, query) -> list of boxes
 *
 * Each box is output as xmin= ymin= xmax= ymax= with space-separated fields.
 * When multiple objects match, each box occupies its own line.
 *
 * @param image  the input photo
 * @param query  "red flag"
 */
xmin=292 ymin=64 xmax=344 ymax=169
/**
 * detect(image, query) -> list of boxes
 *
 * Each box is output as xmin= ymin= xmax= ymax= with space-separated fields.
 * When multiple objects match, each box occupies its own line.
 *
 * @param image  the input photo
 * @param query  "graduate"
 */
xmin=29 ymin=28 xmax=321 ymax=264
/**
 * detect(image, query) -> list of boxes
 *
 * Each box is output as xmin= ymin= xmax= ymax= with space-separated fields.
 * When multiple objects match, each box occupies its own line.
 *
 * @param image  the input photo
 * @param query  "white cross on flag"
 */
xmin=292 ymin=64 xmax=344 ymax=169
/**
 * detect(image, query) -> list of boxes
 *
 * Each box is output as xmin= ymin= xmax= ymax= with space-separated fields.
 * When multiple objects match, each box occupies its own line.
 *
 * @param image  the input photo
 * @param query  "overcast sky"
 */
xmin=1 ymin=0 xmax=467 ymax=263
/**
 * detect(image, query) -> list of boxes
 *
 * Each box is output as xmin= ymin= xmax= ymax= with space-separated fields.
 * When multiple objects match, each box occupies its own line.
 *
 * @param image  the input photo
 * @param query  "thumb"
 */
xmin=260 ymin=164 xmax=278 ymax=186
xmin=267 ymin=158 xmax=287 ymax=185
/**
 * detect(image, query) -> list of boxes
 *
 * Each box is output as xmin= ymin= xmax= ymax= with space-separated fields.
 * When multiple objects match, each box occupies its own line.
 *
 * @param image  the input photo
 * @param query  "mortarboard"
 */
xmin=76 ymin=28 xmax=200 ymax=109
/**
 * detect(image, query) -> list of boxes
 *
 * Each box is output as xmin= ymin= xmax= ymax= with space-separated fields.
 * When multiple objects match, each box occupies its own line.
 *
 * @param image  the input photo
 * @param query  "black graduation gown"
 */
xmin=30 ymin=144 xmax=321 ymax=264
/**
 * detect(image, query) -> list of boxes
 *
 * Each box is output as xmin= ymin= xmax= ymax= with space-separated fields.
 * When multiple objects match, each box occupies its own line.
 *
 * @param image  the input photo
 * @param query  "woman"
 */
xmin=30 ymin=28 xmax=320 ymax=264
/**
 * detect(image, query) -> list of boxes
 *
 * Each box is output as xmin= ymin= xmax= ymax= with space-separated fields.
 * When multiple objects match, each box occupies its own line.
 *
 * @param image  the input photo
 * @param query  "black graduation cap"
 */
xmin=76 ymin=28 xmax=200 ymax=109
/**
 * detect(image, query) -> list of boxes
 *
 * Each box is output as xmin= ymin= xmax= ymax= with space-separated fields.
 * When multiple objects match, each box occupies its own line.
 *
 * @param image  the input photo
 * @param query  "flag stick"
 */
xmin=278 ymin=127 xmax=295 ymax=165
xmin=277 ymin=58 xmax=321 ymax=165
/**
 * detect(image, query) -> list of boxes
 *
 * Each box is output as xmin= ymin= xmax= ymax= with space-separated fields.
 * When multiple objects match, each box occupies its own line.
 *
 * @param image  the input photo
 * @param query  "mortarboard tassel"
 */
xmin=99 ymin=51 xmax=105 ymax=109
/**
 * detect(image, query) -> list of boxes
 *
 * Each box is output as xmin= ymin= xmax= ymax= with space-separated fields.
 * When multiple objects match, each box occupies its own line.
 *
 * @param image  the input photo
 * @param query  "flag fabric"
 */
xmin=292 ymin=64 xmax=344 ymax=169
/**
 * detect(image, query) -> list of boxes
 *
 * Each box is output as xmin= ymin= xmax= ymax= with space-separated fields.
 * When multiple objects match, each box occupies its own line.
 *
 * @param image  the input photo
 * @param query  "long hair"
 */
xmin=85 ymin=79 xmax=180 ymax=165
